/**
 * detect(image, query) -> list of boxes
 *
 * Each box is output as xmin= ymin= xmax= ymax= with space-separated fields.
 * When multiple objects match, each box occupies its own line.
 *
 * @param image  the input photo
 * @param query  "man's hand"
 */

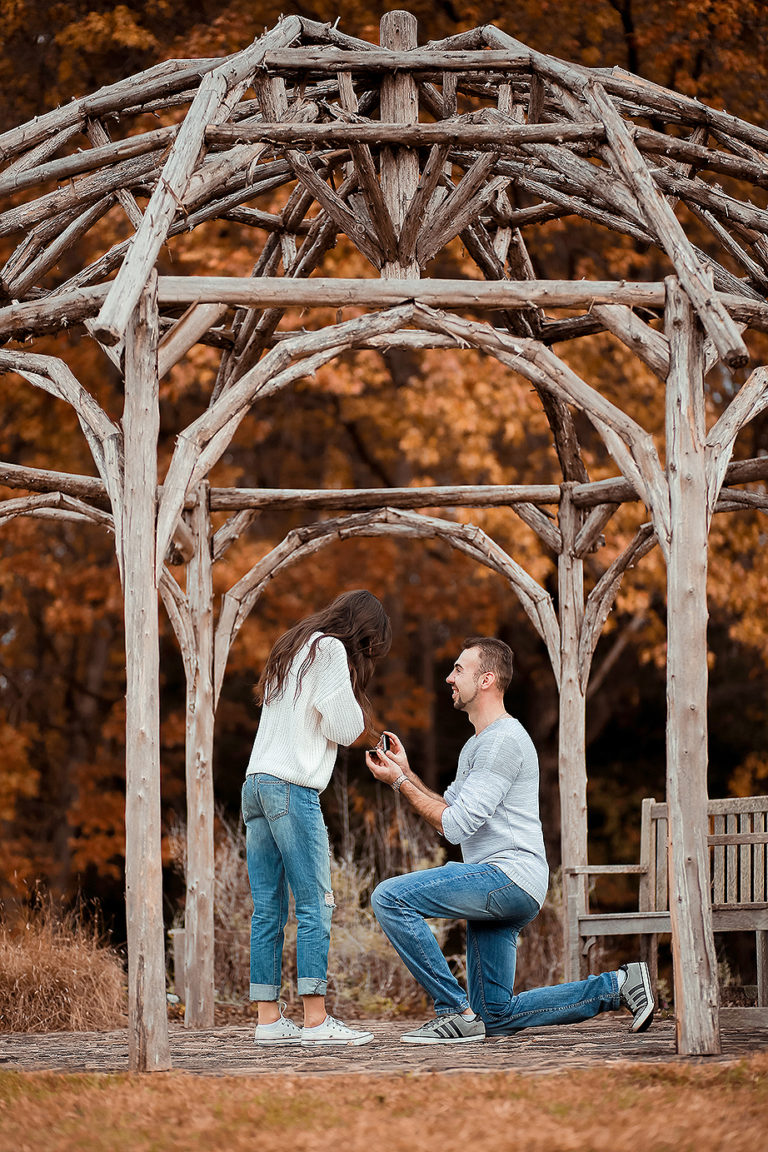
xmin=365 ymin=730 xmax=408 ymax=787
xmin=366 ymin=732 xmax=447 ymax=833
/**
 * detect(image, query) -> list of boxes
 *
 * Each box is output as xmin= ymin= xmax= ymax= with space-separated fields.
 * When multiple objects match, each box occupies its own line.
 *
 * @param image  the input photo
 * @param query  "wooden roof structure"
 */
xmin=2 ymin=11 xmax=768 ymax=1069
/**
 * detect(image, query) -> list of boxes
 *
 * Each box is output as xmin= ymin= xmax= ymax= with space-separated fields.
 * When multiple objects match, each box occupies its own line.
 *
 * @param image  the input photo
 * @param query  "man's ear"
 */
xmin=480 ymin=670 xmax=496 ymax=690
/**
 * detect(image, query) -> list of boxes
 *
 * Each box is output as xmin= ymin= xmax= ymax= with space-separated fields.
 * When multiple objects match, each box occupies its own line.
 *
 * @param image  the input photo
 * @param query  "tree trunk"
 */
xmin=664 ymin=279 xmax=720 ymax=1055
xmin=557 ymin=483 xmax=589 ymax=981
xmin=184 ymin=484 xmax=216 ymax=1028
xmin=122 ymin=273 xmax=171 ymax=1071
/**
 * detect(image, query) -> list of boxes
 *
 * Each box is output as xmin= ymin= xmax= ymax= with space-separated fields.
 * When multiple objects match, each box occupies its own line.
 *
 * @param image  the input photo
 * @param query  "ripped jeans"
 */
xmin=242 ymin=773 xmax=334 ymax=1000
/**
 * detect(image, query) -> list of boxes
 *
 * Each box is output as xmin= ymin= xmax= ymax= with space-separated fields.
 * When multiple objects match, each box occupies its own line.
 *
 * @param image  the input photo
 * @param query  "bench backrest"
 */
xmin=640 ymin=796 xmax=768 ymax=912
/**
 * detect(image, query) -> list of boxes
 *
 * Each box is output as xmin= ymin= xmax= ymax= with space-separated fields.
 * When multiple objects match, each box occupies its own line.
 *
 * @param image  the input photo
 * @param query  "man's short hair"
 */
xmin=463 ymin=636 xmax=514 ymax=693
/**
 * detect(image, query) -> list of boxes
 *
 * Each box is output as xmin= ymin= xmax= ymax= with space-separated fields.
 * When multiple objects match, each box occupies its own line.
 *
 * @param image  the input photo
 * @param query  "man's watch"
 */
xmin=391 ymin=774 xmax=408 ymax=792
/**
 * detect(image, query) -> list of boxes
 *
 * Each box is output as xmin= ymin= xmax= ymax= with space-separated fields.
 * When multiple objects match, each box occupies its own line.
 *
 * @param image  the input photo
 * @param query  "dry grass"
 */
xmin=0 ymin=1055 xmax=767 ymax=1152
xmin=0 ymin=894 xmax=126 ymax=1033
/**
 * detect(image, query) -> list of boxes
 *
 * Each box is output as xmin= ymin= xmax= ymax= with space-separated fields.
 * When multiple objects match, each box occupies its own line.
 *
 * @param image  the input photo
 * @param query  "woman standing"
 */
xmin=243 ymin=589 xmax=391 ymax=1047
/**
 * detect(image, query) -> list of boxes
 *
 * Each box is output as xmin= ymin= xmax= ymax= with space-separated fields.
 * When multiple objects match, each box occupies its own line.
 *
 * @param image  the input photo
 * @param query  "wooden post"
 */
xmin=664 ymin=278 xmax=721 ymax=1055
xmin=122 ymin=273 xmax=171 ymax=1071
xmin=557 ymin=483 xmax=589 ymax=981
xmin=380 ymin=11 xmax=420 ymax=278
xmin=184 ymin=483 xmax=216 ymax=1028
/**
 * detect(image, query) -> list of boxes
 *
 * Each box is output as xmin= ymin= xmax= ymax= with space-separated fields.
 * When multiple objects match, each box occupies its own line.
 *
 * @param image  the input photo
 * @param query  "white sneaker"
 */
xmin=301 ymin=1015 xmax=374 ymax=1046
xmin=254 ymin=1003 xmax=302 ymax=1046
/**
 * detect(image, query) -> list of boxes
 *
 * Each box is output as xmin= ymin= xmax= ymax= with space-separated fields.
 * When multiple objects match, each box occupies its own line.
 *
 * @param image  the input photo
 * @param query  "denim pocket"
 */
xmin=485 ymin=880 xmax=540 ymax=926
xmin=258 ymin=776 xmax=291 ymax=822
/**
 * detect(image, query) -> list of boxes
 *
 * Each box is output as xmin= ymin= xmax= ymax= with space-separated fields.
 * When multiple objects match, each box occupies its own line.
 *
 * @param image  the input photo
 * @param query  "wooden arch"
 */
xmin=3 ymin=10 xmax=768 ymax=1067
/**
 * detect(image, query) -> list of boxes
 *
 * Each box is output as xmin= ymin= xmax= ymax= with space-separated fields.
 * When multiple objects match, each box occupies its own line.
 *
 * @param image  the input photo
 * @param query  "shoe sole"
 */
xmin=300 ymin=1035 xmax=374 ymax=1046
xmin=254 ymin=1038 xmax=303 ymax=1046
xmin=401 ymin=1033 xmax=486 ymax=1045
xmin=628 ymin=964 xmax=655 ymax=1033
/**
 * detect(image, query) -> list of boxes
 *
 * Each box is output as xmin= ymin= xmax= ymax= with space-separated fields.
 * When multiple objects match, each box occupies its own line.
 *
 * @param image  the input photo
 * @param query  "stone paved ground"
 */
xmin=2 ymin=1014 xmax=767 ymax=1077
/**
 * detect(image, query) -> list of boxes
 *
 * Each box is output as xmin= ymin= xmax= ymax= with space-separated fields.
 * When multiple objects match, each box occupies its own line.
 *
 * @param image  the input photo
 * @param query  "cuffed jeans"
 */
xmin=371 ymin=861 xmax=621 ymax=1033
xmin=242 ymin=773 xmax=335 ymax=1000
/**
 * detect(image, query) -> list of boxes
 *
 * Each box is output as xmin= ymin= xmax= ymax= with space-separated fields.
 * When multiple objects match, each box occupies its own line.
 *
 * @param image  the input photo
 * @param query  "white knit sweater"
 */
xmin=245 ymin=633 xmax=365 ymax=791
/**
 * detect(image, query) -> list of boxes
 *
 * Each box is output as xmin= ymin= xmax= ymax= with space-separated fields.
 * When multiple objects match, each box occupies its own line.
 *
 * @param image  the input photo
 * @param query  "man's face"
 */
xmin=446 ymin=647 xmax=483 ymax=712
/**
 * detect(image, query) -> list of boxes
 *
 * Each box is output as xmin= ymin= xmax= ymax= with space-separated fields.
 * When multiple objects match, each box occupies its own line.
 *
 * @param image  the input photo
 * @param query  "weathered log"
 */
xmin=204 ymin=120 xmax=605 ymax=148
xmin=86 ymin=121 xmax=146 ymax=232
xmin=0 ymin=152 xmax=161 ymax=240
xmin=635 ymin=126 xmax=768 ymax=192
xmin=577 ymin=523 xmax=657 ymax=686
xmin=121 ymin=273 xmax=171 ymax=1072
xmin=0 ymin=490 xmax=112 ymax=528
xmin=5 ymin=196 xmax=115 ymax=299
xmin=183 ymin=485 xmax=215 ymax=1030
xmin=0 ymin=126 xmax=176 ymax=200
xmin=154 ymin=305 xmax=416 ymax=575
xmin=573 ymin=501 xmax=621 ymax=558
xmin=417 ymin=152 xmax=505 ymax=265
xmin=511 ymin=501 xmax=562 ymax=552
xmin=705 ymin=365 xmax=768 ymax=520
xmin=2 ymin=123 xmax=83 ymax=178
xmin=4 ymin=278 xmax=768 ymax=344
xmin=580 ymin=81 xmax=748 ymax=368
xmin=0 ymin=346 xmax=124 ymax=567
xmin=285 ymin=147 xmax=383 ymax=267
xmin=557 ymin=484 xmax=588 ymax=979
xmin=686 ymin=202 xmax=768 ymax=296
xmin=0 ymin=57 xmax=222 ymax=162
xmin=397 ymin=144 xmax=450 ymax=266
xmin=93 ymin=17 xmax=304 ymax=346
xmin=380 ymin=11 xmax=420 ymax=279
xmin=5 ymin=456 xmax=768 ymax=514
xmin=663 ymin=278 xmax=721 ymax=1055
xmin=261 ymin=48 xmax=532 ymax=73
xmin=590 ymin=304 xmax=670 ymax=379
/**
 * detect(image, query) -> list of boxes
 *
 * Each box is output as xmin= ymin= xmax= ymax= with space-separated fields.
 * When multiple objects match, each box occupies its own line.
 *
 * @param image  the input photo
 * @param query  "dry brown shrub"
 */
xmin=0 ymin=893 xmax=127 ymax=1032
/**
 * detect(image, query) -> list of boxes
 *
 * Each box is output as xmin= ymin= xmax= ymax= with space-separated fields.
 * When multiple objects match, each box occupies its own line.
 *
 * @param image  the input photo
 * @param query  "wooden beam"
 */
xmin=5 ymin=280 xmax=768 ymax=342
xmin=183 ymin=484 xmax=215 ymax=1030
xmin=261 ymin=48 xmax=533 ymax=73
xmin=4 ymin=457 xmax=768 ymax=513
xmin=154 ymin=276 xmax=670 ymax=308
xmin=380 ymin=10 xmax=420 ymax=279
xmin=205 ymin=121 xmax=605 ymax=148
xmin=122 ymin=273 xmax=171 ymax=1072
xmin=663 ymin=278 xmax=721 ymax=1056
xmin=92 ymin=18 xmax=304 ymax=346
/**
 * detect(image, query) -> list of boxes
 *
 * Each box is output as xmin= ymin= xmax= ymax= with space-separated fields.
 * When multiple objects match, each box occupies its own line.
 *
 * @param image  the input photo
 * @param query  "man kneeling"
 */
xmin=365 ymin=637 xmax=654 ymax=1044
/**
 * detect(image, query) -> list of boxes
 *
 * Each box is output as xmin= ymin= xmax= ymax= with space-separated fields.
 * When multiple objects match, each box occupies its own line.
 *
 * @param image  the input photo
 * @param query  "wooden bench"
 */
xmin=565 ymin=795 xmax=768 ymax=1020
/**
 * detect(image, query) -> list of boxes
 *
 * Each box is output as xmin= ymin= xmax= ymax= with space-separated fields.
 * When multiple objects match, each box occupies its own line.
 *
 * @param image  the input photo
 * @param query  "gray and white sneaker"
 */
xmin=401 ymin=1011 xmax=486 ymax=1045
xmin=301 ymin=1015 xmax=374 ymax=1046
xmin=254 ymin=1002 xmax=302 ymax=1046
xmin=619 ymin=961 xmax=655 ymax=1033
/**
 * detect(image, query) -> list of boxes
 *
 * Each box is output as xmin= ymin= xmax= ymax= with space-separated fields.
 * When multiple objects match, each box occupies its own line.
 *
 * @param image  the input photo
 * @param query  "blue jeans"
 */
xmin=242 ymin=773 xmax=335 ymax=1000
xmin=371 ymin=861 xmax=621 ymax=1032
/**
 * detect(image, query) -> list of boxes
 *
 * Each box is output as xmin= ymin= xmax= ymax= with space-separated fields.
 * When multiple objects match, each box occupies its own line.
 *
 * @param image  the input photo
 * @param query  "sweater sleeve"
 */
xmin=313 ymin=636 xmax=365 ymax=746
xmin=441 ymin=728 xmax=522 ymax=844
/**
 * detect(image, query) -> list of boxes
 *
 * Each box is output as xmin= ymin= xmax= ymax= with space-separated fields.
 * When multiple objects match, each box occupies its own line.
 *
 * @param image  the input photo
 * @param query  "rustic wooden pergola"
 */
xmin=2 ymin=11 xmax=768 ymax=1070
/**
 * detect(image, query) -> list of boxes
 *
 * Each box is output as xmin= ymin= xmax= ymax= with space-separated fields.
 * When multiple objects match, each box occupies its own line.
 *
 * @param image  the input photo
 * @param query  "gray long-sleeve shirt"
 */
xmin=441 ymin=715 xmax=549 ymax=907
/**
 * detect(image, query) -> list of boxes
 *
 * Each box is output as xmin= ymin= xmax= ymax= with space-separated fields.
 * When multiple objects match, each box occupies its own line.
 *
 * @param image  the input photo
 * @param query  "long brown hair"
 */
xmin=255 ymin=590 xmax=391 ymax=736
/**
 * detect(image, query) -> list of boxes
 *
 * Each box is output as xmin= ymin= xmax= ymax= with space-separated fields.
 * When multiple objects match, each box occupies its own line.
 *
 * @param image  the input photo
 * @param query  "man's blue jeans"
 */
xmin=371 ymin=861 xmax=621 ymax=1033
xmin=242 ymin=773 xmax=334 ymax=1000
